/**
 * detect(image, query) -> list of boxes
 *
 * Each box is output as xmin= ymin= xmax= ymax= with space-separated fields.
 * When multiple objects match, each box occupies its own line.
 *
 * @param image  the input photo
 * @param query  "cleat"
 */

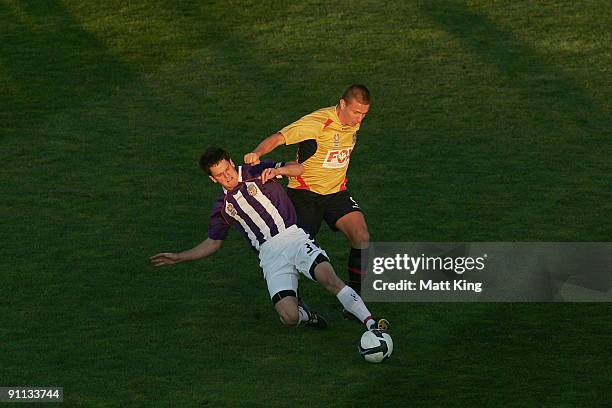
xmin=375 ymin=318 xmax=390 ymax=332
xmin=304 ymin=311 xmax=328 ymax=329
xmin=299 ymin=300 xmax=328 ymax=329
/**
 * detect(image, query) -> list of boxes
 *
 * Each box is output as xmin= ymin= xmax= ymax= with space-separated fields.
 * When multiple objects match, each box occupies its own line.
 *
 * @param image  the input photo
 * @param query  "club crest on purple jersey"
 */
xmin=247 ymin=184 xmax=258 ymax=197
xmin=225 ymin=202 xmax=237 ymax=217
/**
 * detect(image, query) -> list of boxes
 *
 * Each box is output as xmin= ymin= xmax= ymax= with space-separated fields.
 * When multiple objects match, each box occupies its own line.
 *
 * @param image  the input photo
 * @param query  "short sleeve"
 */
xmin=279 ymin=114 xmax=323 ymax=145
xmin=208 ymin=197 xmax=230 ymax=240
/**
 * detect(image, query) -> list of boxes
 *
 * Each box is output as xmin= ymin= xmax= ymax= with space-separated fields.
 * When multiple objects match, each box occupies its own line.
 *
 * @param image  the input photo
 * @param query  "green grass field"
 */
xmin=1 ymin=1 xmax=611 ymax=406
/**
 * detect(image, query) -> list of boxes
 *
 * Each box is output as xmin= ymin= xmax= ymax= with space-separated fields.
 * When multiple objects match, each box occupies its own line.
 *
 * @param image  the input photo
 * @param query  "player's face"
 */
xmin=338 ymin=98 xmax=370 ymax=126
xmin=209 ymin=159 xmax=239 ymax=189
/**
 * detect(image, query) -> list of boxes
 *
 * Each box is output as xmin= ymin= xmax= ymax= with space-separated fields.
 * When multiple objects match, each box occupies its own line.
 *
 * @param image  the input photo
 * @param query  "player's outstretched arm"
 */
xmin=261 ymin=161 xmax=305 ymax=183
xmin=244 ymin=132 xmax=286 ymax=164
xmin=149 ymin=238 xmax=223 ymax=266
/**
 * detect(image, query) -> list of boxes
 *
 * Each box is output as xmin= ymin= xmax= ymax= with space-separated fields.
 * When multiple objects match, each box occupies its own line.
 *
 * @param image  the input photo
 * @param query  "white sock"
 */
xmin=297 ymin=306 xmax=310 ymax=324
xmin=336 ymin=286 xmax=375 ymax=329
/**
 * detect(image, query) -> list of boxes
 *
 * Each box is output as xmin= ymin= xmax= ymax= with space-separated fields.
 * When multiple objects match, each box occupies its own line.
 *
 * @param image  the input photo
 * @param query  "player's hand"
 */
xmin=244 ymin=152 xmax=260 ymax=165
xmin=260 ymin=168 xmax=280 ymax=183
xmin=149 ymin=252 xmax=182 ymax=266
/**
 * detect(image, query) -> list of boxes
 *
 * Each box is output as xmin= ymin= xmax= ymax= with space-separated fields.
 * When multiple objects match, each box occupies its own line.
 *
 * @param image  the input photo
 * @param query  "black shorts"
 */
xmin=286 ymin=188 xmax=363 ymax=238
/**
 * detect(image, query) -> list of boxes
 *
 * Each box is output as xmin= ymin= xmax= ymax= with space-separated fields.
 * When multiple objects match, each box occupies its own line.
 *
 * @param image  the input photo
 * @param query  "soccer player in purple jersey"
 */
xmin=150 ymin=147 xmax=388 ymax=331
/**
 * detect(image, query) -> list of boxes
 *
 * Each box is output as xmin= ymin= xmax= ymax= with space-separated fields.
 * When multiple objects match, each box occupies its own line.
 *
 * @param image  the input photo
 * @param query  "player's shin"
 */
xmin=336 ymin=285 xmax=375 ymax=329
xmin=348 ymin=247 xmax=366 ymax=294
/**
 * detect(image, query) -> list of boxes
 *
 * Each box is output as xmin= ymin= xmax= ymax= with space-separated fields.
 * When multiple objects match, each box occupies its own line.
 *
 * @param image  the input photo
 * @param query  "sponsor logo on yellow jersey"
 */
xmin=322 ymin=148 xmax=353 ymax=169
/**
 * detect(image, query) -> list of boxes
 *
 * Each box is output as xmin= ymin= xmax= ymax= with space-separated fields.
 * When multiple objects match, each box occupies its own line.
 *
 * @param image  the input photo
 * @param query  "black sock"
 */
xmin=348 ymin=247 xmax=366 ymax=295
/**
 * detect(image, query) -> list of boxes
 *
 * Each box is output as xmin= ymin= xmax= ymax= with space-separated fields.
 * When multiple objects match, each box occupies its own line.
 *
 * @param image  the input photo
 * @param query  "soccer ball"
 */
xmin=358 ymin=329 xmax=393 ymax=363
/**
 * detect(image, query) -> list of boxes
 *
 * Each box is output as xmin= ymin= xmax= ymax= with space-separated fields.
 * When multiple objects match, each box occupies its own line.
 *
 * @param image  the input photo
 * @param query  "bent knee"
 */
xmin=351 ymin=228 xmax=370 ymax=247
xmin=279 ymin=309 xmax=300 ymax=327
xmin=359 ymin=229 xmax=370 ymax=244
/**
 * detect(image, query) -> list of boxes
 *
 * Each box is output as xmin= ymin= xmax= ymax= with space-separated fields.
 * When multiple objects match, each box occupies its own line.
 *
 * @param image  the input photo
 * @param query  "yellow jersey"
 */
xmin=279 ymin=106 xmax=360 ymax=195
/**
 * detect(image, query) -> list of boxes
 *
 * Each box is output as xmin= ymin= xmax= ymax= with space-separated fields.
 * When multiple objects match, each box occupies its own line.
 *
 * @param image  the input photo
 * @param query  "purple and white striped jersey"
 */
xmin=207 ymin=160 xmax=298 ymax=251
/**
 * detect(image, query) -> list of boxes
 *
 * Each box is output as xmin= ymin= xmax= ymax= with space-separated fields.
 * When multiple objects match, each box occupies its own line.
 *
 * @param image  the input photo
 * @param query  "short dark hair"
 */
xmin=341 ymin=84 xmax=371 ymax=105
xmin=199 ymin=147 xmax=231 ymax=175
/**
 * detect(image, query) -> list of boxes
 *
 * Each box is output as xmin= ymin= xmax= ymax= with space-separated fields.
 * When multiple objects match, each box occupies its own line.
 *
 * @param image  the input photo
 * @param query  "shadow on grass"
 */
xmin=417 ymin=1 xmax=610 ymax=133
xmin=149 ymin=1 xmax=345 ymax=156
xmin=0 ymin=0 xmax=142 ymax=135
xmin=0 ymin=1 xmax=210 ymax=275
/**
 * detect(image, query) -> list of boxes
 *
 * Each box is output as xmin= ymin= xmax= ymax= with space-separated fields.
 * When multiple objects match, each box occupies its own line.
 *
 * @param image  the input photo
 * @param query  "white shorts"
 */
xmin=258 ymin=225 xmax=328 ymax=299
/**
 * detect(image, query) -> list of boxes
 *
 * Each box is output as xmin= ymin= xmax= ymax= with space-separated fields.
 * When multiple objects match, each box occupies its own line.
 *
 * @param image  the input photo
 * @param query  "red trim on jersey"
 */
xmin=323 ymin=118 xmax=334 ymax=129
xmin=363 ymin=315 xmax=373 ymax=325
xmin=348 ymin=267 xmax=365 ymax=275
xmin=340 ymin=177 xmax=348 ymax=191
xmin=294 ymin=176 xmax=310 ymax=190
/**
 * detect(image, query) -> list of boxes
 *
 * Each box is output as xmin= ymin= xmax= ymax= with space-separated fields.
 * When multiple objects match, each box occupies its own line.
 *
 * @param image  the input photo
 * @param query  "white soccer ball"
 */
xmin=358 ymin=329 xmax=393 ymax=363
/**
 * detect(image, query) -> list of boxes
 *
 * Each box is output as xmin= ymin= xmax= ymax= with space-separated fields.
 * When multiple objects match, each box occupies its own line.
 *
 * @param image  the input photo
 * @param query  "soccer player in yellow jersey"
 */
xmin=244 ymin=84 xmax=372 ymax=306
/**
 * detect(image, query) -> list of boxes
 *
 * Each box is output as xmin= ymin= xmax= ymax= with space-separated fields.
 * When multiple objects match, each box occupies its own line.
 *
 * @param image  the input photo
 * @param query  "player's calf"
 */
xmin=312 ymin=261 xmax=345 ymax=295
xmin=336 ymin=212 xmax=370 ymax=295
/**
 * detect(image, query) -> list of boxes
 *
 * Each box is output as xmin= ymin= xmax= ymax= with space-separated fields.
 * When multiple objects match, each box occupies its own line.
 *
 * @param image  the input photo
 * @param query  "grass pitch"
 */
xmin=1 ymin=1 xmax=610 ymax=407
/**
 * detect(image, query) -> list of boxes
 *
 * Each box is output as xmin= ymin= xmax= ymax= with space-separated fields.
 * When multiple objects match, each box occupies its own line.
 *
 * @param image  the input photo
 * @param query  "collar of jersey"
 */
xmin=222 ymin=166 xmax=243 ymax=194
